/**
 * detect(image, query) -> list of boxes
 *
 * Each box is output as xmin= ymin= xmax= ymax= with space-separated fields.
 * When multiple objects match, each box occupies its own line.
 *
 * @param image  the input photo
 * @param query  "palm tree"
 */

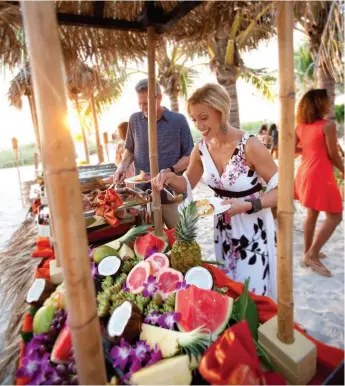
xmin=156 ymin=41 xmax=198 ymax=112
xmin=294 ymin=1 xmax=344 ymax=121
xmin=294 ymin=41 xmax=316 ymax=95
xmin=206 ymin=4 xmax=276 ymax=128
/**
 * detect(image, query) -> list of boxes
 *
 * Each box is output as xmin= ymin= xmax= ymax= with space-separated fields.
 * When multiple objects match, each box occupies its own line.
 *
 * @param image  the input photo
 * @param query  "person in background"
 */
xmin=114 ymin=121 xmax=134 ymax=178
xmin=152 ymin=83 xmax=278 ymax=300
xmin=113 ymin=78 xmax=194 ymax=229
xmin=268 ymin=123 xmax=278 ymax=159
xmin=257 ymin=124 xmax=268 ymax=144
xmin=295 ymin=89 xmax=344 ymax=277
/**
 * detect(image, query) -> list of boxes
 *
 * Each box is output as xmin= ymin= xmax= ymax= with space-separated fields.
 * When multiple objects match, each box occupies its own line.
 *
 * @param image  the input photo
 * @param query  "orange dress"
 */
xmin=295 ymin=119 xmax=343 ymax=213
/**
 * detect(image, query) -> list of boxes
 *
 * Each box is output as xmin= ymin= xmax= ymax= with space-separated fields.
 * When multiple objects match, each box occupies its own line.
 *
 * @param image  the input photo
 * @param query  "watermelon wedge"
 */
xmin=156 ymin=268 xmax=183 ymax=300
xmin=175 ymin=285 xmax=233 ymax=338
xmin=51 ymin=324 xmax=72 ymax=364
xmin=146 ymin=253 xmax=170 ymax=276
xmin=126 ymin=261 xmax=152 ymax=294
xmin=134 ymin=234 xmax=168 ymax=259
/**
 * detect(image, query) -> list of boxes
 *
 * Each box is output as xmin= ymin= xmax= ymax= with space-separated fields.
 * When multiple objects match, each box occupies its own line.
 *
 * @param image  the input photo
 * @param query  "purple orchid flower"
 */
xmin=142 ymin=276 xmax=158 ymax=298
xmin=111 ymin=339 xmax=132 ymax=370
xmin=122 ymin=282 xmax=130 ymax=292
xmin=158 ymin=312 xmax=181 ymax=330
xmin=91 ymin=261 xmax=98 ymax=279
xmin=16 ymin=356 xmax=41 ymax=379
xmin=146 ymin=345 xmax=162 ymax=367
xmin=143 ymin=311 xmax=160 ymax=325
xmin=131 ymin=341 xmax=150 ymax=361
xmin=175 ymin=280 xmax=190 ymax=291
xmin=129 ymin=358 xmax=142 ymax=374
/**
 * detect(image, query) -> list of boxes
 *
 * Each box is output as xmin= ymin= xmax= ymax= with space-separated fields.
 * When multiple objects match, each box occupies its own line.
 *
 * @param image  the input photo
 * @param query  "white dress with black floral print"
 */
xmin=198 ymin=134 xmax=277 ymax=299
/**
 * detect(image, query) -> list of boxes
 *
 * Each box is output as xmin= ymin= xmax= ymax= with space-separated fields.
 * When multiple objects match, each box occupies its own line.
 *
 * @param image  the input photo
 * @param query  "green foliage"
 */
xmin=240 ymin=68 xmax=276 ymax=102
xmin=294 ymin=42 xmax=315 ymax=94
xmin=335 ymin=104 xmax=344 ymax=124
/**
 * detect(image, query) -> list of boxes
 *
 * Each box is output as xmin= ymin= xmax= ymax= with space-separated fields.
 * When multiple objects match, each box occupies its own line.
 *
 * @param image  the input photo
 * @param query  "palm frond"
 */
xmin=240 ymin=67 xmax=276 ymax=102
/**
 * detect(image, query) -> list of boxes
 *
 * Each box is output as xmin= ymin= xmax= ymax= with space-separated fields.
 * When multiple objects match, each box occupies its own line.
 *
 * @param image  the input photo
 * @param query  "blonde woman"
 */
xmin=152 ymin=83 xmax=278 ymax=300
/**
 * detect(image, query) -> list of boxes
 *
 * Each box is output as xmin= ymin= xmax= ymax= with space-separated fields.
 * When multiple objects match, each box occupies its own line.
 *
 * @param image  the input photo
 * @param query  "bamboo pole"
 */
xmin=74 ymin=93 xmax=90 ymax=164
xmin=147 ymin=26 xmax=163 ymax=236
xmin=34 ymin=152 xmax=39 ymax=171
xmin=103 ymin=132 xmax=110 ymax=162
xmin=90 ymin=92 xmax=104 ymax=163
xmin=28 ymin=94 xmax=41 ymax=154
xmin=12 ymin=137 xmax=24 ymax=207
xmin=20 ymin=2 xmax=107 ymax=384
xmin=276 ymin=1 xmax=295 ymax=344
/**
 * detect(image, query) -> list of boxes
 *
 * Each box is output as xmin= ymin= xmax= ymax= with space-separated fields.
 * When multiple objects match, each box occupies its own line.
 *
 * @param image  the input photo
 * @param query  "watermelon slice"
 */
xmin=51 ymin=324 xmax=72 ymax=364
xmin=134 ymin=234 xmax=168 ymax=259
xmin=126 ymin=261 xmax=152 ymax=294
xmin=175 ymin=285 xmax=233 ymax=338
xmin=156 ymin=268 xmax=183 ymax=300
xmin=146 ymin=253 xmax=170 ymax=276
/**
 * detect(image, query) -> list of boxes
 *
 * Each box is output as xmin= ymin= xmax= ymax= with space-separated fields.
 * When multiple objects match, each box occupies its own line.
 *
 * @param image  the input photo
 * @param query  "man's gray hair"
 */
xmin=135 ymin=78 xmax=162 ymax=95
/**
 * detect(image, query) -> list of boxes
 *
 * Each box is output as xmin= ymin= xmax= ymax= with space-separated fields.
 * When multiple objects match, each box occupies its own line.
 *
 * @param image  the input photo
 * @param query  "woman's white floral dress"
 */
xmin=198 ymin=134 xmax=277 ymax=299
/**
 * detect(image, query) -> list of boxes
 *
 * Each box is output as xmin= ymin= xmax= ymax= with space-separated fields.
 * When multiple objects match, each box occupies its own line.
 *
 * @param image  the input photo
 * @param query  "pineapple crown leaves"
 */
xmin=175 ymin=201 xmax=199 ymax=243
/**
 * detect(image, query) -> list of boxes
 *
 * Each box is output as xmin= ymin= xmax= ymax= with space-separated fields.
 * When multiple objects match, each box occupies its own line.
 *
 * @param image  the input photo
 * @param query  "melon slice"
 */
xmin=185 ymin=266 xmax=213 ymax=290
xmin=51 ymin=324 xmax=72 ymax=364
xmin=156 ymin=268 xmax=183 ymax=300
xmin=145 ymin=253 xmax=169 ymax=276
xmin=130 ymin=355 xmax=192 ymax=385
xmin=126 ymin=261 xmax=152 ymax=294
xmin=175 ymin=285 xmax=233 ymax=339
xmin=98 ymin=255 xmax=121 ymax=277
xmin=134 ymin=234 xmax=168 ymax=259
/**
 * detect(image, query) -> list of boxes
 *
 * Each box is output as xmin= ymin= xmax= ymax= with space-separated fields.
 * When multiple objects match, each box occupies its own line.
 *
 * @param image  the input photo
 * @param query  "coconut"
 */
xmin=26 ymin=278 xmax=56 ymax=307
xmin=185 ymin=266 xmax=214 ymax=290
xmin=98 ymin=255 xmax=121 ymax=277
xmin=106 ymin=301 xmax=142 ymax=345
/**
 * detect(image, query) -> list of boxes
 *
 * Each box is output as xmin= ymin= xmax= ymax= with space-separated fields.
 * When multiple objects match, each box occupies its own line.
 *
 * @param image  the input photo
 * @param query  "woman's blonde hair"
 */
xmin=187 ymin=83 xmax=231 ymax=126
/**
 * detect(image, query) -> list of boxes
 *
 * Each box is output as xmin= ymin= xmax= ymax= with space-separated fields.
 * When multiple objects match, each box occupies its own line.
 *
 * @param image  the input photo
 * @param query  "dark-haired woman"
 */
xmin=268 ymin=123 xmax=278 ymax=159
xmin=295 ymin=89 xmax=343 ymax=277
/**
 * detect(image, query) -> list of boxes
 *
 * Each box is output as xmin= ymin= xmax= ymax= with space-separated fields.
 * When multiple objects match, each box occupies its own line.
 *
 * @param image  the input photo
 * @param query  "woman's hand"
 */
xmin=151 ymin=171 xmax=175 ymax=190
xmin=221 ymin=199 xmax=252 ymax=217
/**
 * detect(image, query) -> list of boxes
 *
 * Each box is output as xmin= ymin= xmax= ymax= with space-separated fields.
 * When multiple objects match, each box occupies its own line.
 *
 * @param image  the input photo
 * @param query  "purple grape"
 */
xmin=67 ymin=362 xmax=77 ymax=374
xmin=43 ymin=335 xmax=51 ymax=343
xmin=52 ymin=378 xmax=63 ymax=385
xmin=56 ymin=323 xmax=61 ymax=330
xmin=62 ymin=381 xmax=68 ymax=385
xmin=56 ymin=364 xmax=67 ymax=375
xmin=39 ymin=344 xmax=46 ymax=355
xmin=70 ymin=375 xmax=79 ymax=385
xmin=58 ymin=316 xmax=65 ymax=323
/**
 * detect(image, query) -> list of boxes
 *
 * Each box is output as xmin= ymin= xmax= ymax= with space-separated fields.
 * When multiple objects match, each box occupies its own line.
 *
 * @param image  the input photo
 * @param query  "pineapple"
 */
xmin=170 ymin=201 xmax=202 ymax=273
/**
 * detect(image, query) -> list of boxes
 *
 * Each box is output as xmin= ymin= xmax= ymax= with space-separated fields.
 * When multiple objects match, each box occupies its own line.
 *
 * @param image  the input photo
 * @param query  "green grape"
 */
xmin=164 ymin=294 xmax=176 ymax=308
xmin=162 ymin=303 xmax=174 ymax=313
xmin=153 ymin=293 xmax=163 ymax=306
xmin=101 ymin=276 xmax=114 ymax=291
xmin=120 ymin=260 xmax=135 ymax=274
xmin=98 ymin=299 xmax=110 ymax=317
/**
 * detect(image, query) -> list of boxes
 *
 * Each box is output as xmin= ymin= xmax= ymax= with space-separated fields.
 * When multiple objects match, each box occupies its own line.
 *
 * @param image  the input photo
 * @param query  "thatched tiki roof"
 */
xmin=0 ymin=1 xmax=276 ymax=71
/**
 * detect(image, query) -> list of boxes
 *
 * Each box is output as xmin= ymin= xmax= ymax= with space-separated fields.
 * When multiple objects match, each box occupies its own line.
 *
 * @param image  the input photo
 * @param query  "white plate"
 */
xmin=196 ymin=197 xmax=231 ymax=217
xmin=124 ymin=175 xmax=151 ymax=184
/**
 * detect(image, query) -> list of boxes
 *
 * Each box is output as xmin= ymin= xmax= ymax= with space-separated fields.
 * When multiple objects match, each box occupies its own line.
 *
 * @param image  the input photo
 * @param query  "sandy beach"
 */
xmin=193 ymin=182 xmax=344 ymax=350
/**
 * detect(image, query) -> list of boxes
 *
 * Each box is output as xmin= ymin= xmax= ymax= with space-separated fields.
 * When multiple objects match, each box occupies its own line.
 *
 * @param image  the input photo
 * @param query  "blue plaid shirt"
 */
xmin=125 ymin=108 xmax=194 ymax=203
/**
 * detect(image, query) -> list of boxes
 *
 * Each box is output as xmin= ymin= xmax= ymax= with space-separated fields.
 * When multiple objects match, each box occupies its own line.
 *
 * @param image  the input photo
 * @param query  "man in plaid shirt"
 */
xmin=114 ymin=79 xmax=194 ymax=229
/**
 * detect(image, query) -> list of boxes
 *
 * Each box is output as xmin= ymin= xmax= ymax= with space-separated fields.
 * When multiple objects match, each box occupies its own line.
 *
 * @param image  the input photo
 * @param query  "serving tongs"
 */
xmin=146 ymin=185 xmax=183 ymax=203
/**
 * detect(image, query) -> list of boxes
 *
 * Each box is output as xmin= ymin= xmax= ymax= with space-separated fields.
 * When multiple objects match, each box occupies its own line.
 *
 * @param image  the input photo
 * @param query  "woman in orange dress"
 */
xmin=295 ymin=89 xmax=344 ymax=277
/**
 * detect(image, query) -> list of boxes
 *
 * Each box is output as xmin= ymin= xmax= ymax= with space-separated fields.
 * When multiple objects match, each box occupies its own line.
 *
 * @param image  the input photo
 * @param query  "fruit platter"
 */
xmin=15 ymin=202 xmax=283 ymax=385
xmin=15 ymin=202 xmax=343 ymax=385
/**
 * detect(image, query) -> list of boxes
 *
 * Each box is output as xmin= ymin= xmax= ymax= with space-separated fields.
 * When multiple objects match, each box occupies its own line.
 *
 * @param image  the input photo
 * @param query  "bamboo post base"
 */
xmin=258 ymin=316 xmax=316 ymax=384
